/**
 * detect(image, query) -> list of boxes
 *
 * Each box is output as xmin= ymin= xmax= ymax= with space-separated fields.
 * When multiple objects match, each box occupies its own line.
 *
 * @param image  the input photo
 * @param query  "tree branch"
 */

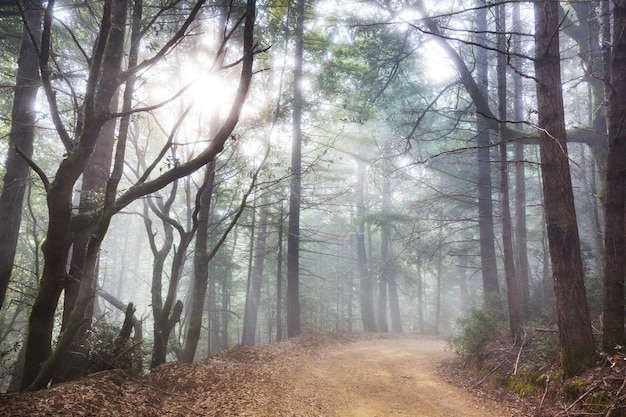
xmin=14 ymin=146 xmax=50 ymax=191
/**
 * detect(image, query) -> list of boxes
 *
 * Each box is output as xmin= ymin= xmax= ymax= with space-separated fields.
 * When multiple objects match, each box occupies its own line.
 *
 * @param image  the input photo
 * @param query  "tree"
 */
xmin=496 ymin=2 xmax=521 ymax=340
xmin=602 ymin=0 xmax=626 ymax=353
xmin=533 ymin=0 xmax=595 ymax=377
xmin=474 ymin=0 xmax=500 ymax=305
xmin=286 ymin=0 xmax=305 ymax=338
xmin=56 ymin=96 xmax=118 ymax=382
xmin=380 ymin=166 xmax=402 ymax=333
xmin=179 ymin=162 xmax=215 ymax=363
xmin=142 ymin=177 xmax=191 ymax=369
xmin=242 ymin=193 xmax=270 ymax=346
xmin=356 ymin=160 xmax=376 ymax=332
xmin=512 ymin=1 xmax=531 ymax=316
xmin=20 ymin=0 xmax=258 ymax=390
xmin=0 ymin=0 xmax=42 ymax=309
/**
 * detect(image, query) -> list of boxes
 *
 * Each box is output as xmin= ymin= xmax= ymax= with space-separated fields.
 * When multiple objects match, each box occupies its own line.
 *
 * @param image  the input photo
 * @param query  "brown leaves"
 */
xmin=0 ymin=333 xmax=351 ymax=416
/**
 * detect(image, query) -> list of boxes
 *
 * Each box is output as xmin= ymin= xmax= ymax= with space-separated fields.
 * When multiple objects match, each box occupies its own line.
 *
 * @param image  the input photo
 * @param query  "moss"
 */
xmin=507 ymin=376 xmax=539 ymax=397
xmin=108 ymin=371 xmax=127 ymax=386
xmin=560 ymin=345 xmax=595 ymax=378
xmin=563 ymin=378 xmax=589 ymax=400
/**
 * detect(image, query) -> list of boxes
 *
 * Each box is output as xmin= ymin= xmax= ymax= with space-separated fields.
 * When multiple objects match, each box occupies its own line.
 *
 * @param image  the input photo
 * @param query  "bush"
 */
xmin=449 ymin=306 xmax=501 ymax=361
xmin=88 ymin=320 xmax=144 ymax=374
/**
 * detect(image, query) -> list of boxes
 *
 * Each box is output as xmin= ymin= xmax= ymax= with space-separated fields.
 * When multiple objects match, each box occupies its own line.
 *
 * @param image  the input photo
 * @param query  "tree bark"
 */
xmin=0 ymin=0 xmax=42 ymax=309
xmin=534 ymin=0 xmax=595 ymax=377
xmin=602 ymin=0 xmax=626 ymax=353
xmin=179 ymin=163 xmax=215 ymax=362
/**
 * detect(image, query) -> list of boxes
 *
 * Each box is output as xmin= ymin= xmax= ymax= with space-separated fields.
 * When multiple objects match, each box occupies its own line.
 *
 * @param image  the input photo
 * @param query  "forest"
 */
xmin=0 ymin=0 xmax=623 ymax=402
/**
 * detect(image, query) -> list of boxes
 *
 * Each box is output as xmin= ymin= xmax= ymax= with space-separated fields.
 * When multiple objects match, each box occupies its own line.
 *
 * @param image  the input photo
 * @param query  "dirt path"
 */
xmin=292 ymin=336 xmax=517 ymax=417
xmin=0 ymin=334 xmax=526 ymax=416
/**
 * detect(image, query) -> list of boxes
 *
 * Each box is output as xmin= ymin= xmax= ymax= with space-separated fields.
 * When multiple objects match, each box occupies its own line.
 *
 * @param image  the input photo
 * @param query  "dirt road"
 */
xmin=292 ymin=336 xmax=517 ymax=417
xmin=0 ymin=334 xmax=525 ymax=416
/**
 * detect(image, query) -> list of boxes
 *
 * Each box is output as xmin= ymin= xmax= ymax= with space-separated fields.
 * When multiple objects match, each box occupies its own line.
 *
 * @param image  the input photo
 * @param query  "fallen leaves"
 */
xmin=0 ymin=333 xmax=352 ymax=417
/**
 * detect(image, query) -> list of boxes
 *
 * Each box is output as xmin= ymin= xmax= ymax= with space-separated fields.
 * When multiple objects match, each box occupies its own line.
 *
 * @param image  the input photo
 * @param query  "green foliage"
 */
xmin=87 ymin=320 xmax=144 ymax=374
xmin=0 ymin=340 xmax=21 ymax=391
xmin=449 ymin=306 xmax=501 ymax=360
xmin=506 ymin=332 xmax=560 ymax=397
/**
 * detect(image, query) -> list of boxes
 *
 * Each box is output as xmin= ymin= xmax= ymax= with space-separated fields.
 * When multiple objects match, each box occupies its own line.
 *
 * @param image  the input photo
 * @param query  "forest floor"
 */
xmin=0 ymin=332 xmax=615 ymax=416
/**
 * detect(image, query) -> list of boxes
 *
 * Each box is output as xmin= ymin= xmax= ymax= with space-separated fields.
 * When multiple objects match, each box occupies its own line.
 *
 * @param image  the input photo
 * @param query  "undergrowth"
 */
xmin=449 ymin=307 xmax=626 ymax=416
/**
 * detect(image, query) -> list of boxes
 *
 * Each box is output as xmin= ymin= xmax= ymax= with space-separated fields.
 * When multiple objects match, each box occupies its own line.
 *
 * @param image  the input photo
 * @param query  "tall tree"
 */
xmin=533 ymin=0 xmax=595 ymax=377
xmin=475 ymin=0 xmax=500 ymax=304
xmin=356 ymin=161 xmax=376 ymax=331
xmin=381 ymin=172 xmax=402 ymax=333
xmin=0 ymin=0 xmax=42 ymax=309
xmin=496 ymin=2 xmax=521 ymax=339
xmin=512 ymin=0 xmax=531 ymax=315
xmin=242 ymin=192 xmax=269 ymax=346
xmin=286 ymin=0 xmax=305 ymax=338
xmin=602 ymin=0 xmax=626 ymax=353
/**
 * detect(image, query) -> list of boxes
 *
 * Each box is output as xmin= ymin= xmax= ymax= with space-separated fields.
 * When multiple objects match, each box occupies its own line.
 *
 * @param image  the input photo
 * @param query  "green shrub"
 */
xmin=449 ymin=306 xmax=500 ymax=360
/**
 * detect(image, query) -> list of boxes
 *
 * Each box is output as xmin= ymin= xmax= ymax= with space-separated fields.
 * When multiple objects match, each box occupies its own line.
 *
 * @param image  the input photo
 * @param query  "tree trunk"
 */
xmin=287 ymin=0 xmax=305 ymax=338
xmin=207 ymin=233 xmax=219 ymax=355
xmin=377 ymin=267 xmax=388 ymax=332
xmin=180 ymin=163 xmax=215 ymax=362
xmin=242 ymin=193 xmax=269 ymax=346
xmin=21 ymin=0 xmax=128 ymax=389
xmin=415 ymin=253 xmax=424 ymax=333
xmin=434 ymin=242 xmax=443 ymax=335
xmin=458 ymin=256 xmax=470 ymax=313
xmin=55 ymin=96 xmax=118 ymax=383
xmin=276 ymin=202 xmax=284 ymax=341
xmin=534 ymin=0 xmax=595 ymax=377
xmin=0 ymin=0 xmax=42 ymax=309
xmin=152 ymin=225 xmax=193 ymax=368
xmin=381 ymin=175 xmax=402 ymax=333
xmin=496 ymin=3 xmax=522 ymax=340
xmin=602 ymin=0 xmax=626 ymax=353
xmin=475 ymin=0 xmax=500 ymax=306
xmin=356 ymin=161 xmax=377 ymax=332
xmin=512 ymin=1 xmax=531 ymax=316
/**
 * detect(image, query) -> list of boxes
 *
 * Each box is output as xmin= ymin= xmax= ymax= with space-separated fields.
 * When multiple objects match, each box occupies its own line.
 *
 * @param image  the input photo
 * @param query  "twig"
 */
xmin=539 ymin=375 xmax=550 ymax=409
xmin=473 ymin=361 xmax=504 ymax=388
xmin=556 ymin=384 xmax=598 ymax=416
xmin=605 ymin=378 xmax=626 ymax=417
xmin=513 ymin=334 xmax=526 ymax=376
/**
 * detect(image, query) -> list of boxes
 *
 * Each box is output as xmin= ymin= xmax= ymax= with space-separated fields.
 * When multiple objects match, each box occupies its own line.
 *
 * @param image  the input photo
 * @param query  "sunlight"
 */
xmin=420 ymin=41 xmax=458 ymax=85
xmin=185 ymin=70 xmax=233 ymax=115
